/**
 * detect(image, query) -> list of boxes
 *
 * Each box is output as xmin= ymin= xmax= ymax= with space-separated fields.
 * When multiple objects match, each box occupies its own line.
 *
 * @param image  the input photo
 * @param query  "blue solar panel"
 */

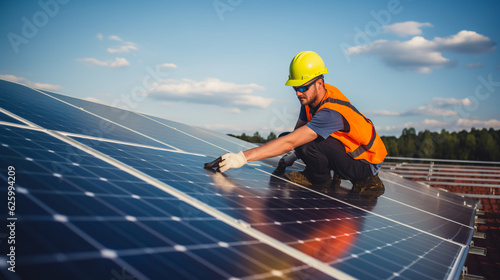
xmin=0 ymin=125 xmax=334 ymax=280
xmin=0 ymin=79 xmax=477 ymax=279
xmin=0 ymin=80 xmax=168 ymax=148
xmin=40 ymin=89 xmax=256 ymax=155
xmin=72 ymin=136 xmax=475 ymax=279
xmin=40 ymin=89 xmax=293 ymax=168
xmin=0 ymin=111 xmax=24 ymax=125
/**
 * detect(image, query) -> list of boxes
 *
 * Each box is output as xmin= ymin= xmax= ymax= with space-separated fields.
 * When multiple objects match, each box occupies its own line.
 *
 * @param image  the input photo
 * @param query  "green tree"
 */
xmin=477 ymin=129 xmax=498 ymax=160
xmin=398 ymin=128 xmax=416 ymax=157
xmin=240 ymin=133 xmax=249 ymax=142
xmin=464 ymin=133 xmax=477 ymax=160
xmin=417 ymin=130 xmax=435 ymax=158
xmin=266 ymin=132 xmax=277 ymax=142
xmin=381 ymin=136 xmax=399 ymax=156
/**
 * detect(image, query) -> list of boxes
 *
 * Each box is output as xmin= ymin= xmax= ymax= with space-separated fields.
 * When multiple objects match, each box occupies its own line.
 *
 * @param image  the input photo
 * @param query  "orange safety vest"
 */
xmin=305 ymin=83 xmax=387 ymax=164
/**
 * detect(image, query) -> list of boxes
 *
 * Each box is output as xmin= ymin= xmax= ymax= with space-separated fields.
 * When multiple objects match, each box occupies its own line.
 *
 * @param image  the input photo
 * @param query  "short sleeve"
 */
xmin=305 ymin=109 xmax=345 ymax=139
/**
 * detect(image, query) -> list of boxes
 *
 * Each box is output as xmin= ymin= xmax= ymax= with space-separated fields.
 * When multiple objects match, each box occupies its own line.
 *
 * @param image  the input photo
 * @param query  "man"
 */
xmin=217 ymin=51 xmax=387 ymax=196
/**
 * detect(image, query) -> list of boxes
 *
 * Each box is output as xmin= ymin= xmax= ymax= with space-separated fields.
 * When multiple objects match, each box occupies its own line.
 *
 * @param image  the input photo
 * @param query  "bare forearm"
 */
xmin=243 ymin=137 xmax=294 ymax=162
xmin=242 ymin=126 xmax=317 ymax=163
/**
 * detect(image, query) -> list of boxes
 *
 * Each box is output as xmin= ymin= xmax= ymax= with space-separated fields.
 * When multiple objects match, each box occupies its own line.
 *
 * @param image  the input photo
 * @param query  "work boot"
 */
xmin=313 ymin=181 xmax=332 ymax=194
xmin=284 ymin=171 xmax=312 ymax=186
xmin=351 ymin=174 xmax=385 ymax=197
xmin=285 ymin=171 xmax=332 ymax=193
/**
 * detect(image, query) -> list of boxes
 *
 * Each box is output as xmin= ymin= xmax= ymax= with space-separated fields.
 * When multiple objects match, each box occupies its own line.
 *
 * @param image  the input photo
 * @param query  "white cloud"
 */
xmin=430 ymin=97 xmax=473 ymax=107
xmin=228 ymin=108 xmax=242 ymax=113
xmin=96 ymin=33 xmax=103 ymax=40
xmin=0 ymin=74 xmax=62 ymax=90
xmin=434 ymin=30 xmax=496 ymax=54
xmin=159 ymin=63 xmax=178 ymax=68
xmin=346 ymin=30 xmax=496 ymax=73
xmin=108 ymin=35 xmax=123 ymax=42
xmin=376 ymin=118 xmax=500 ymax=136
xmin=383 ymin=21 xmax=433 ymax=37
xmin=404 ymin=97 xmax=473 ymax=117
xmin=369 ymin=97 xmax=473 ymax=117
xmin=456 ymin=119 xmax=500 ymax=129
xmin=346 ymin=37 xmax=453 ymax=73
xmin=84 ymin=97 xmax=105 ymax=104
xmin=32 ymin=82 xmax=63 ymax=91
xmin=200 ymin=123 xmax=270 ymax=134
xmin=466 ymin=62 xmax=482 ymax=68
xmin=78 ymin=57 xmax=130 ymax=68
xmin=406 ymin=106 xmax=457 ymax=117
xmin=107 ymin=44 xmax=138 ymax=54
xmin=0 ymin=74 xmax=25 ymax=83
xmin=149 ymin=78 xmax=271 ymax=110
xmin=365 ymin=110 xmax=401 ymax=116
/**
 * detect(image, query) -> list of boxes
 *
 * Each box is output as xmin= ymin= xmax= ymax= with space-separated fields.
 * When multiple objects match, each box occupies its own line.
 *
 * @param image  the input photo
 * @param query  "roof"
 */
xmin=0 ymin=79 xmax=478 ymax=279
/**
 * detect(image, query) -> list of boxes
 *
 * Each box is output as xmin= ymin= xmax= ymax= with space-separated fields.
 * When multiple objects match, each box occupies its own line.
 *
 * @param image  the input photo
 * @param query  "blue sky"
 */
xmin=1 ymin=0 xmax=499 ymax=137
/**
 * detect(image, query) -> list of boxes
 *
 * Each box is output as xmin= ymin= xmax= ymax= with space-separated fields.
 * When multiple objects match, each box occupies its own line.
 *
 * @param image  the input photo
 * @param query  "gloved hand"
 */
xmin=219 ymin=151 xmax=248 ymax=172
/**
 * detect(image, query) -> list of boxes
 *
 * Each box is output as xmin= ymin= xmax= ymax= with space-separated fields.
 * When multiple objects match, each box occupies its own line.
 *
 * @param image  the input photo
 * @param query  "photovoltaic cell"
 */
xmin=0 ymin=79 xmax=477 ymax=279
xmin=0 ymin=125 xmax=332 ymax=280
xmin=41 ymin=89 xmax=256 ymax=155
xmin=0 ymin=111 xmax=24 ymax=125
xmin=41 ymin=89 xmax=294 ymax=168
xmin=73 ymin=137 xmax=473 ymax=279
xmin=0 ymin=80 xmax=167 ymax=148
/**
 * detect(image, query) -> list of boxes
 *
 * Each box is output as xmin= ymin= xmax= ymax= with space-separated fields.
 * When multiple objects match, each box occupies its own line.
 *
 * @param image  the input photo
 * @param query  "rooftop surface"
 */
xmin=0 ymin=79 xmax=481 ymax=279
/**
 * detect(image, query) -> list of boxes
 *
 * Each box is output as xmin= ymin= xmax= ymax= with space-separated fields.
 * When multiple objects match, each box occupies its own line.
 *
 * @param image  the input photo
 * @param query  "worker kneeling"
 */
xmin=217 ymin=51 xmax=387 ymax=196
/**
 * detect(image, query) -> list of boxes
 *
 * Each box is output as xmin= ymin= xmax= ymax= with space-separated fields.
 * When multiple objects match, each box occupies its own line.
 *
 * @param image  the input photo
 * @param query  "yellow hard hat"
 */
xmin=285 ymin=51 xmax=328 ymax=86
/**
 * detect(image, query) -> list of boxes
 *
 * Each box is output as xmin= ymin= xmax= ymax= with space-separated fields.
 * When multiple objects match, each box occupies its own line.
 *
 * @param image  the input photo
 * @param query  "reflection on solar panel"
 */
xmin=0 ymin=110 xmax=24 ymax=125
xmin=0 ymin=79 xmax=478 ymax=280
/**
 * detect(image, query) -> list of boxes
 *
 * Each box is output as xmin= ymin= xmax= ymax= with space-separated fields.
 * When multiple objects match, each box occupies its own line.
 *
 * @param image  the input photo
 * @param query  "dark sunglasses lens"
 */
xmin=294 ymin=85 xmax=307 ymax=92
xmin=294 ymin=77 xmax=320 ymax=92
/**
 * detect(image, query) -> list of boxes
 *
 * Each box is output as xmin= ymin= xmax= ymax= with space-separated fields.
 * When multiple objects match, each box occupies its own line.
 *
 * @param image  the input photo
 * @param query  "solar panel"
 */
xmin=40 ymin=88 xmax=298 ymax=168
xmin=0 ymin=125 xmax=335 ymax=280
xmin=40 ymin=89 xmax=256 ymax=155
xmin=70 ymin=137 xmax=475 ymax=279
xmin=0 ymin=80 xmax=170 ymax=149
xmin=0 ymin=110 xmax=25 ymax=125
xmin=0 ymin=79 xmax=478 ymax=279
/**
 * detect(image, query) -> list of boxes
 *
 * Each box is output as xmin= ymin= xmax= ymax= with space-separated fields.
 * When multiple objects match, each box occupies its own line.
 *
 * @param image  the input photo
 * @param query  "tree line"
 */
xmin=381 ymin=127 xmax=500 ymax=161
xmin=228 ymin=128 xmax=500 ymax=161
xmin=227 ymin=131 xmax=277 ymax=144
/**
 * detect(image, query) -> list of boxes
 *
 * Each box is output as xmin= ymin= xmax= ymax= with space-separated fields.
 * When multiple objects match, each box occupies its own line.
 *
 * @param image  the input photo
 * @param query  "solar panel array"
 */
xmin=382 ymin=160 xmax=500 ymax=190
xmin=0 ymin=79 xmax=478 ymax=280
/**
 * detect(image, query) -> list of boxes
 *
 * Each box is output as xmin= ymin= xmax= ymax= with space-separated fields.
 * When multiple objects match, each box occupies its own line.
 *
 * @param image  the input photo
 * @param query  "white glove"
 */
xmin=219 ymin=151 xmax=248 ymax=173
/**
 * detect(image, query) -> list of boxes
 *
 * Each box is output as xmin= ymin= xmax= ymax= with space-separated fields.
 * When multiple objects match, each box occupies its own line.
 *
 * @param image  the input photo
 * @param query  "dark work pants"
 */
xmin=282 ymin=132 xmax=372 ymax=184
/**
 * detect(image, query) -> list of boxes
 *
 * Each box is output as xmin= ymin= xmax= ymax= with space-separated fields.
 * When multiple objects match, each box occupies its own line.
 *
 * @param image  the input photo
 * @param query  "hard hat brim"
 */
xmin=285 ymin=79 xmax=308 ymax=87
xmin=285 ymin=70 xmax=328 ymax=87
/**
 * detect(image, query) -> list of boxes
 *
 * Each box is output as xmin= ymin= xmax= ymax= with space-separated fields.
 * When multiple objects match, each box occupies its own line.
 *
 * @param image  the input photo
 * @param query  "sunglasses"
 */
xmin=293 ymin=76 xmax=322 ymax=93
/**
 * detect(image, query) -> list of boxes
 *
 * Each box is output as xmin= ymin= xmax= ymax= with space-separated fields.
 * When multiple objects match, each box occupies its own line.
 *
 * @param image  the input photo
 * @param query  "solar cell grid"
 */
xmin=0 ymin=125 xmax=334 ymax=280
xmin=0 ymin=80 xmax=478 ymax=279
xmin=0 ymin=110 xmax=24 ymax=125
xmin=0 ymin=80 xmax=170 ymax=149
xmin=41 ymin=89 xmax=256 ymax=155
xmin=73 ymin=136 xmax=471 ymax=280
xmin=41 ymin=89 xmax=297 ymax=168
